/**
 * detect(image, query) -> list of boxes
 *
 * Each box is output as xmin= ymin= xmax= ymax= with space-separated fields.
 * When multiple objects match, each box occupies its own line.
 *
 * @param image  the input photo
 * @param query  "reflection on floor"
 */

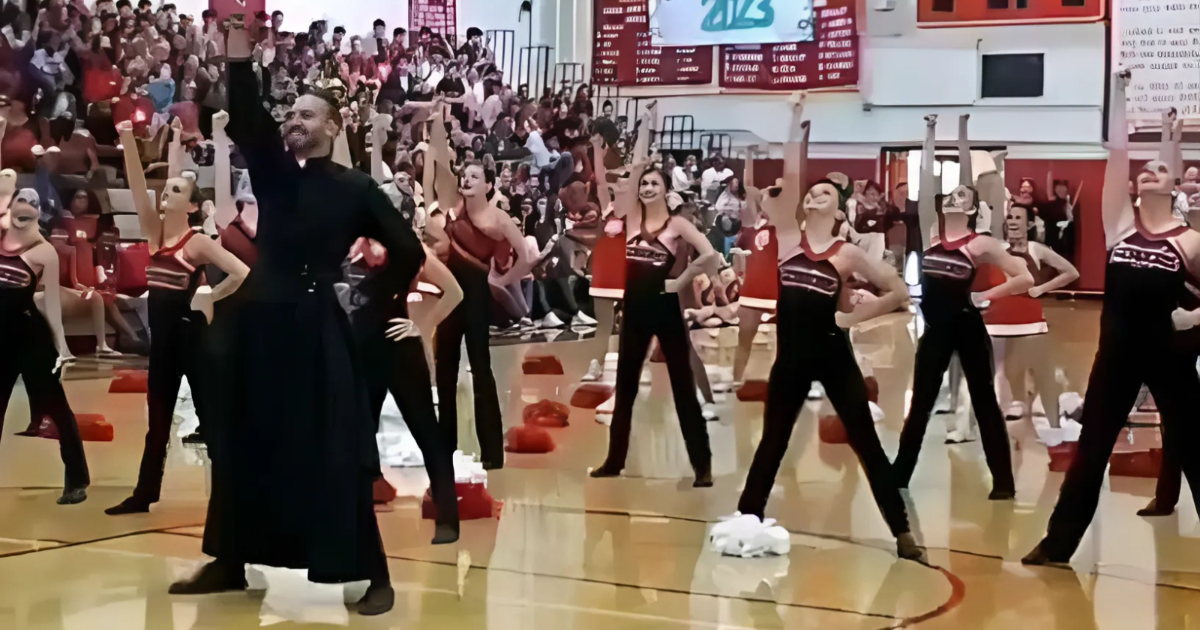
xmin=1 ymin=301 xmax=1198 ymax=629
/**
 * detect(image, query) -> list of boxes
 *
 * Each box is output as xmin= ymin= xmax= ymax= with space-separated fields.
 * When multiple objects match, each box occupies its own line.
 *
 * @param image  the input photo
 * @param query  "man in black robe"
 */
xmin=169 ymin=24 xmax=424 ymax=617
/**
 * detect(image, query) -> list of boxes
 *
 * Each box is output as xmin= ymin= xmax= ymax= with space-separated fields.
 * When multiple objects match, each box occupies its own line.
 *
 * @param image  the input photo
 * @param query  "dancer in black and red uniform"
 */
xmin=732 ymin=96 xmax=806 ymax=387
xmin=106 ymin=119 xmax=249 ymax=516
xmin=0 ymin=185 xmax=89 ymax=505
xmin=734 ymin=168 xmax=924 ymax=560
xmin=1024 ymin=81 xmax=1200 ymax=560
xmin=892 ymin=114 xmax=1033 ymax=500
xmin=426 ymin=106 xmax=531 ymax=469
xmin=589 ymin=103 xmax=720 ymax=487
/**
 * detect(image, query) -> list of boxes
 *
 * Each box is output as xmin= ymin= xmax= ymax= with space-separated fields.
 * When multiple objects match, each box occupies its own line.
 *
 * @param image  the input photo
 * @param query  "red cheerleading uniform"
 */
xmin=976 ymin=246 xmax=1048 ymax=337
xmin=736 ymin=222 xmax=779 ymax=310
xmin=590 ymin=215 xmax=626 ymax=300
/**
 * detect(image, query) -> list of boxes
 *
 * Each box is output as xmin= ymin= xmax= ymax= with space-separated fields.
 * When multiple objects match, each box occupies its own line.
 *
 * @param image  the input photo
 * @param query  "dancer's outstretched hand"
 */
xmin=385 ymin=318 xmax=421 ymax=341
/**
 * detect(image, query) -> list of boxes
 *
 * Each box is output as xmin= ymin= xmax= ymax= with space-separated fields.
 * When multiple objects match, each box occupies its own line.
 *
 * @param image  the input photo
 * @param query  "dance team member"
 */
xmin=1024 ymin=82 xmax=1200 ymax=564
xmin=590 ymin=104 xmax=720 ymax=487
xmin=0 ymin=175 xmax=89 ymax=505
xmin=106 ymin=118 xmax=249 ymax=516
xmin=734 ymin=160 xmax=924 ymax=560
xmin=426 ymin=106 xmax=532 ymax=470
xmin=975 ymin=202 xmax=1078 ymax=430
xmin=173 ymin=25 xmax=426 ymax=616
xmin=349 ymin=111 xmax=460 ymax=544
xmin=731 ymin=95 xmax=807 ymax=387
xmin=892 ymin=114 xmax=1033 ymax=500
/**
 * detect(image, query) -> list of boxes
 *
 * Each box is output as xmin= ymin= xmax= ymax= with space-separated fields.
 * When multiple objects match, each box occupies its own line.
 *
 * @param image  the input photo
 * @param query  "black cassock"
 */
xmin=201 ymin=60 xmax=424 ymax=584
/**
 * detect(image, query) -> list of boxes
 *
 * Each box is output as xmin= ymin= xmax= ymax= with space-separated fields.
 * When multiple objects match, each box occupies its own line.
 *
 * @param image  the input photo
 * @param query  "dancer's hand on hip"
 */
xmin=191 ymin=287 xmax=214 ymax=324
xmin=1172 ymin=307 xmax=1199 ymax=331
xmin=386 ymin=318 xmax=421 ymax=341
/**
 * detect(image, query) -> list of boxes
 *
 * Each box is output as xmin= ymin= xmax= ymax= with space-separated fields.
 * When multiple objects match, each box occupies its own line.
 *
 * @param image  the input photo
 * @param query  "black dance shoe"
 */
xmin=692 ymin=470 xmax=714 ymax=488
xmin=896 ymin=533 xmax=928 ymax=564
xmin=57 ymin=486 xmax=88 ymax=505
xmin=988 ymin=488 xmax=1016 ymax=501
xmin=355 ymin=582 xmax=395 ymax=616
xmin=105 ymin=496 xmax=152 ymax=515
xmin=432 ymin=522 xmax=460 ymax=545
xmin=589 ymin=465 xmax=621 ymax=478
xmin=1020 ymin=542 xmax=1070 ymax=567
xmin=481 ymin=460 xmax=504 ymax=471
xmin=1137 ymin=499 xmax=1175 ymax=517
xmin=168 ymin=560 xmax=247 ymax=594
xmin=182 ymin=432 xmax=205 ymax=446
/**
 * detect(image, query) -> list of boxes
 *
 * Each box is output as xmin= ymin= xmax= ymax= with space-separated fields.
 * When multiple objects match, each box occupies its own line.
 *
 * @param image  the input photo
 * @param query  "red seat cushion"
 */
xmin=373 ymin=477 xmax=398 ymax=504
xmin=522 ymin=355 xmax=564 ymax=375
xmin=109 ymin=369 xmax=149 ymax=393
xmin=113 ymin=241 xmax=149 ymax=297
xmin=570 ymin=383 xmax=614 ymax=409
xmin=505 ymin=425 xmax=556 ymax=453
xmin=522 ymin=400 xmax=569 ymax=427
xmin=421 ymin=482 xmax=501 ymax=521
xmin=818 ymin=414 xmax=849 ymax=444
xmin=736 ymin=380 xmax=769 ymax=402
xmin=30 ymin=413 xmax=113 ymax=442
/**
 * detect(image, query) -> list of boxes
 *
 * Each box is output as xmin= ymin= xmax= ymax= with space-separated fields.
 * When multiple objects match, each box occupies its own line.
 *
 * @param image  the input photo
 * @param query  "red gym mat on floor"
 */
xmin=570 ymin=383 xmax=614 ymax=409
xmin=27 ymin=414 xmax=114 ymax=442
xmin=522 ymin=355 xmax=564 ymax=375
xmin=818 ymin=414 xmax=849 ymax=444
xmin=523 ymin=400 xmax=569 ymax=427
xmin=422 ymin=482 xmax=501 ymax=521
xmin=505 ymin=425 xmax=556 ymax=453
xmin=736 ymin=380 xmax=769 ymax=402
xmin=109 ymin=370 xmax=149 ymax=393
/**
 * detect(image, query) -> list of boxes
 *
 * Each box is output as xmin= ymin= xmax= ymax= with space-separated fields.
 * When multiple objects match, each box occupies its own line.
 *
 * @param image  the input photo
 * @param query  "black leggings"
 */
xmin=133 ymin=292 xmax=208 ymax=503
xmin=599 ymin=291 xmax=710 ymax=473
xmin=435 ymin=262 xmax=504 ymax=467
xmin=1148 ymin=350 xmax=1197 ymax=512
xmin=1039 ymin=340 xmax=1200 ymax=558
xmin=738 ymin=332 xmax=910 ymax=536
xmin=894 ymin=312 xmax=1014 ymax=492
xmin=360 ymin=330 xmax=459 ymax=527
xmin=0 ymin=312 xmax=89 ymax=489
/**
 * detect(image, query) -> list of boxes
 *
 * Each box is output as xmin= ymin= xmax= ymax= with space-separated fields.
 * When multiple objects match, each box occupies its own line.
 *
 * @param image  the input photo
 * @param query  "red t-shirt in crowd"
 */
xmin=83 ymin=61 xmax=123 ymax=104
xmin=1 ymin=125 xmax=38 ymax=173
xmin=112 ymin=94 xmax=156 ymax=137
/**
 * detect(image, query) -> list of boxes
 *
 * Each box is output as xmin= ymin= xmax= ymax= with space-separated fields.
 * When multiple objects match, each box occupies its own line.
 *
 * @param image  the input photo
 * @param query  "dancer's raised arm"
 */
xmin=782 ymin=92 xmax=808 ymax=209
xmin=741 ymin=144 xmax=761 ymax=227
xmin=118 ymin=120 xmax=164 ymax=251
xmin=919 ymin=115 xmax=938 ymax=248
xmin=371 ymin=113 xmax=393 ymax=185
xmin=957 ymin=114 xmax=972 ymax=186
xmin=1102 ymin=71 xmax=1135 ymax=249
xmin=211 ymin=111 xmax=236 ymax=230
xmin=591 ymin=133 xmax=611 ymax=215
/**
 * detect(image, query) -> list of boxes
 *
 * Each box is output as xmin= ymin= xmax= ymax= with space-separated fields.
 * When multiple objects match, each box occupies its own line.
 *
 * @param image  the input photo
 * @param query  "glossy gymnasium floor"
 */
xmin=2 ymin=301 xmax=1199 ymax=630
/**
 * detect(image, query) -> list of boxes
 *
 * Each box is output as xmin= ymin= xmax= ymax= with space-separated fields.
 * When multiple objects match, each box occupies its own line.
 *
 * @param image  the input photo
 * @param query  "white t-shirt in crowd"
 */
xmin=701 ymin=167 xmax=733 ymax=195
xmin=482 ymin=94 xmax=504 ymax=131
xmin=672 ymin=166 xmax=693 ymax=192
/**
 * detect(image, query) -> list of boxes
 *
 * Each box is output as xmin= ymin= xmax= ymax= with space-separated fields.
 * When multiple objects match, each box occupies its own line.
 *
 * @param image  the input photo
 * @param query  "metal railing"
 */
xmin=487 ymin=29 xmax=517 ymax=86
xmin=518 ymin=45 xmax=555 ymax=100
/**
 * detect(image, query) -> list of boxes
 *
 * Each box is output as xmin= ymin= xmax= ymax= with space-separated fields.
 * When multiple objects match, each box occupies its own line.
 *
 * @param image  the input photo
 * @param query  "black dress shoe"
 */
xmin=988 ymin=488 xmax=1016 ymax=501
xmin=1137 ymin=499 xmax=1175 ymax=517
xmin=168 ymin=561 xmax=247 ymax=594
xmin=432 ymin=522 xmax=460 ymax=545
xmin=58 ymin=487 xmax=88 ymax=505
xmin=355 ymin=582 xmax=395 ymax=616
xmin=896 ymin=533 xmax=928 ymax=564
xmin=105 ymin=496 xmax=152 ymax=515
xmin=589 ymin=465 xmax=620 ymax=478
xmin=1020 ymin=543 xmax=1070 ymax=567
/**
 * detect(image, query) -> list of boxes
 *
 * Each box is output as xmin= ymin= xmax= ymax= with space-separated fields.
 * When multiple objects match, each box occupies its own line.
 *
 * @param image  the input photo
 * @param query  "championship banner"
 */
xmin=649 ymin=0 xmax=815 ymax=47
